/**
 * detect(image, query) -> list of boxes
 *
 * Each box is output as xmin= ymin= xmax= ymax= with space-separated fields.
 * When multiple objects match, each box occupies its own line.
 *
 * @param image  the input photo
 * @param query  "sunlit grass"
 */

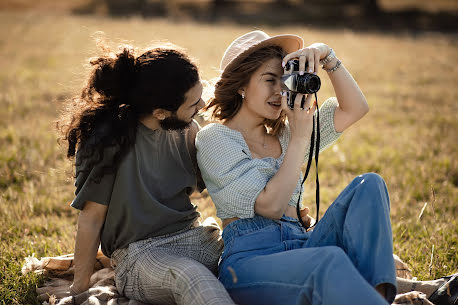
xmin=0 ymin=10 xmax=456 ymax=304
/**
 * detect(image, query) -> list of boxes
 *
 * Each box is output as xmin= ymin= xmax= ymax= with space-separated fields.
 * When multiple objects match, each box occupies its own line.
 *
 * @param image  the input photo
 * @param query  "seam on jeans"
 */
xmin=230 ymin=218 xmax=278 ymax=237
xmin=311 ymin=286 xmax=323 ymax=304
xmin=236 ymin=223 xmax=278 ymax=237
xmin=221 ymin=235 xmax=234 ymax=258
xmin=282 ymin=241 xmax=289 ymax=250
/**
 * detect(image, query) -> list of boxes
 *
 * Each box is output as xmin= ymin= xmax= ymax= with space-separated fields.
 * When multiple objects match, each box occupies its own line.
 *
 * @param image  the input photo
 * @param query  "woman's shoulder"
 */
xmin=196 ymin=122 xmax=244 ymax=146
xmin=198 ymin=122 xmax=231 ymax=135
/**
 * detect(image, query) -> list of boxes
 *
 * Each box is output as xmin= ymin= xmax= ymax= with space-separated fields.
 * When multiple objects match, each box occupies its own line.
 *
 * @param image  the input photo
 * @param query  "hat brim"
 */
xmin=221 ymin=34 xmax=303 ymax=74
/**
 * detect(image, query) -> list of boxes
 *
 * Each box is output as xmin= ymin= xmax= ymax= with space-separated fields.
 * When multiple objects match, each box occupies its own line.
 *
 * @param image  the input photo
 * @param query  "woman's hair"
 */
xmin=204 ymin=45 xmax=286 ymax=135
xmin=58 ymin=45 xmax=199 ymax=182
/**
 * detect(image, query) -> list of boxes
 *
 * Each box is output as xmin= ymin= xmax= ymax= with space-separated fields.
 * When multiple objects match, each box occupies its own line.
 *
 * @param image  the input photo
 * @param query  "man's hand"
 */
xmin=36 ymin=279 xmax=71 ymax=301
xmin=37 ymin=280 xmax=88 ymax=302
xmin=300 ymin=206 xmax=316 ymax=230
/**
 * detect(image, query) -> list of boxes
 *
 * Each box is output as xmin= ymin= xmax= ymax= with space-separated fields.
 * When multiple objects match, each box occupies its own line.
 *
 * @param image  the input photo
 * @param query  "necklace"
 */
xmin=246 ymin=128 xmax=268 ymax=149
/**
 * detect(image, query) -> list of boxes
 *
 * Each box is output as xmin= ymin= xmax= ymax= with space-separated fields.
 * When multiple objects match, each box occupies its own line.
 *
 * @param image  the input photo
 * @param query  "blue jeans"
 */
xmin=219 ymin=173 xmax=397 ymax=305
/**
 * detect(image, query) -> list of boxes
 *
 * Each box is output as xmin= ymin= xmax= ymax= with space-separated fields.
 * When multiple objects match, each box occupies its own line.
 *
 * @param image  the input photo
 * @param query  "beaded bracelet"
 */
xmin=323 ymin=59 xmax=342 ymax=73
xmin=319 ymin=48 xmax=335 ymax=66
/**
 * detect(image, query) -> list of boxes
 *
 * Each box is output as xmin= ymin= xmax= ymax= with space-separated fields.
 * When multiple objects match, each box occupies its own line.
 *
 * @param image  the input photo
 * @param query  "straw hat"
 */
xmin=220 ymin=30 xmax=303 ymax=74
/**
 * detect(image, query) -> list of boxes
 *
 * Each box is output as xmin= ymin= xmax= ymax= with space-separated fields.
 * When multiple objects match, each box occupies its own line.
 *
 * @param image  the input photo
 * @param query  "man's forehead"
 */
xmin=184 ymin=81 xmax=203 ymax=104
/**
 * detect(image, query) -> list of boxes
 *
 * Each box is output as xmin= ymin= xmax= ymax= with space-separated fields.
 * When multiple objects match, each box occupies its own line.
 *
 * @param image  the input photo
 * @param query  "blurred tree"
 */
xmin=319 ymin=0 xmax=381 ymax=15
xmin=353 ymin=0 xmax=381 ymax=15
xmin=105 ymin=0 xmax=146 ymax=15
xmin=210 ymin=0 xmax=381 ymax=16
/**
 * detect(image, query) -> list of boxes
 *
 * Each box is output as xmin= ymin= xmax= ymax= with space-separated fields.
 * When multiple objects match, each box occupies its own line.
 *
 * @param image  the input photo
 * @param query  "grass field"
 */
xmin=0 ymin=7 xmax=457 ymax=304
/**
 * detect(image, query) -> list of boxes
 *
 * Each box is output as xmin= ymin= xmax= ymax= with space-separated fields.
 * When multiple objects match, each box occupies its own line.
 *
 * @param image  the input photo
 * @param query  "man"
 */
xmin=50 ymin=45 xmax=234 ymax=305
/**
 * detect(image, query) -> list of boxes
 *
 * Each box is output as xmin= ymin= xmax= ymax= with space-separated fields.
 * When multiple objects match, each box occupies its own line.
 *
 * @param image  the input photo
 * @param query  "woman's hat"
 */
xmin=220 ymin=30 xmax=303 ymax=74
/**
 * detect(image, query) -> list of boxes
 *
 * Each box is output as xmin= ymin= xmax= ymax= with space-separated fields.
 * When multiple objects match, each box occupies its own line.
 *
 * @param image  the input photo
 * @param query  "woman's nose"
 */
xmin=274 ymin=81 xmax=282 ymax=95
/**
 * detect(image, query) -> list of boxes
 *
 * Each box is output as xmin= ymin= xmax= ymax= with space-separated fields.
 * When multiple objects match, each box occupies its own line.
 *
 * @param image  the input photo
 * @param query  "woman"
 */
xmin=196 ymin=30 xmax=396 ymax=305
xmin=52 ymin=44 xmax=235 ymax=305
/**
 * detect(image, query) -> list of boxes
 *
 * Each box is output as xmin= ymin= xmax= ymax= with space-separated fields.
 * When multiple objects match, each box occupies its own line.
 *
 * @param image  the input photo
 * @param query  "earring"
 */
xmin=241 ymin=91 xmax=245 ymax=99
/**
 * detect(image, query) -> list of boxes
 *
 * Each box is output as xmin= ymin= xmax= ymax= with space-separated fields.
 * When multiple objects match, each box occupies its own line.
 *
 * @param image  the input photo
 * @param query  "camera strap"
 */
xmin=296 ymin=92 xmax=320 ymax=229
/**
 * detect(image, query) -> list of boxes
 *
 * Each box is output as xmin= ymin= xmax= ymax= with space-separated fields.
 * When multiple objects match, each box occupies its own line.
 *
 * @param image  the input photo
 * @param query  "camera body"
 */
xmin=281 ymin=59 xmax=321 ymax=109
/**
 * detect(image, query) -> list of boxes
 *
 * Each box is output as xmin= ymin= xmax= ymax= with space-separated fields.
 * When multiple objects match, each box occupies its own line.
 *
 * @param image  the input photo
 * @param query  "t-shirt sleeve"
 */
xmin=71 ymin=144 xmax=118 ymax=210
xmin=282 ymin=97 xmax=342 ymax=163
xmin=196 ymin=125 xmax=269 ymax=219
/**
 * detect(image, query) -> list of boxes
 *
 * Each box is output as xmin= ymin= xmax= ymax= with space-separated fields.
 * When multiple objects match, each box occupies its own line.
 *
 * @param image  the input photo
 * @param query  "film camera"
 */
xmin=281 ymin=59 xmax=321 ymax=109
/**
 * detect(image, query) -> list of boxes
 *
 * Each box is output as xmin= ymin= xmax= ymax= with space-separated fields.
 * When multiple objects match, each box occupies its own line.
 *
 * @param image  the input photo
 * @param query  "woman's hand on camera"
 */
xmin=281 ymin=91 xmax=316 ymax=141
xmin=282 ymin=43 xmax=331 ymax=75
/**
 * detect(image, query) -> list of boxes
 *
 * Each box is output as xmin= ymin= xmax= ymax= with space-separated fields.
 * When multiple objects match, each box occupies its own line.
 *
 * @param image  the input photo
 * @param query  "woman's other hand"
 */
xmin=300 ymin=206 xmax=316 ymax=230
xmin=281 ymin=91 xmax=316 ymax=142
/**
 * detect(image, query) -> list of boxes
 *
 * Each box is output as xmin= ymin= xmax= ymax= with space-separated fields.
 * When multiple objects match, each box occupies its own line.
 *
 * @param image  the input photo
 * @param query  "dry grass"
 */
xmin=0 ymin=9 xmax=457 ymax=304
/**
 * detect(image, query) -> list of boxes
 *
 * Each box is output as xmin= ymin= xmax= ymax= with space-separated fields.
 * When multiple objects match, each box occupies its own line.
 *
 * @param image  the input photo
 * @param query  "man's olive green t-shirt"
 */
xmin=71 ymin=121 xmax=204 ymax=257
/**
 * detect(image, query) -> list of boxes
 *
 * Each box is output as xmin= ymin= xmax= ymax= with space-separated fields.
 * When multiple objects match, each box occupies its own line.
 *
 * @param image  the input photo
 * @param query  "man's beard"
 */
xmin=159 ymin=114 xmax=192 ymax=131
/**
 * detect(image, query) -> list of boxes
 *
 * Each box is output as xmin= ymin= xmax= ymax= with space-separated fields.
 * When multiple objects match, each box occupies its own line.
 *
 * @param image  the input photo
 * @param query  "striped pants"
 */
xmin=111 ymin=220 xmax=235 ymax=305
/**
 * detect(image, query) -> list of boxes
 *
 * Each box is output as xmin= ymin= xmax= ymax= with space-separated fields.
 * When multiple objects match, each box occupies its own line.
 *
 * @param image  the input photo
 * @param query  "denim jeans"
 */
xmin=219 ymin=173 xmax=397 ymax=305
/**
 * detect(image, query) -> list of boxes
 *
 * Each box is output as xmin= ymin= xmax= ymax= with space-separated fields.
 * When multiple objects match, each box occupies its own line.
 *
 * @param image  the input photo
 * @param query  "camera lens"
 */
xmin=297 ymin=74 xmax=321 ymax=94
xmin=306 ymin=75 xmax=320 ymax=93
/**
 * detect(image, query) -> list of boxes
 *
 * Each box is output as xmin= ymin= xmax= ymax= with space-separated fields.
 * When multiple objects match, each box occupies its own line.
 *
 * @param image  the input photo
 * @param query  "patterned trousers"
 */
xmin=111 ymin=219 xmax=235 ymax=305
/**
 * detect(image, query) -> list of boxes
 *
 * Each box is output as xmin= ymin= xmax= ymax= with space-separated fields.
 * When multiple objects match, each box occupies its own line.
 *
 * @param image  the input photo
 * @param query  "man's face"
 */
xmin=160 ymin=81 xmax=204 ymax=130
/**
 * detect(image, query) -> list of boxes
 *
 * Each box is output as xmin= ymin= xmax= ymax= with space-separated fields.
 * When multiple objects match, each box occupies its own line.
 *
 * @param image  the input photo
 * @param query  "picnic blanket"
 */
xmin=23 ymin=247 xmax=432 ymax=305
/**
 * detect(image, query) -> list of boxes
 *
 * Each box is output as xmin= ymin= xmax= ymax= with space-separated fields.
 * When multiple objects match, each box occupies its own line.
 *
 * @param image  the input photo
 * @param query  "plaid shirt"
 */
xmin=196 ymin=97 xmax=342 ymax=220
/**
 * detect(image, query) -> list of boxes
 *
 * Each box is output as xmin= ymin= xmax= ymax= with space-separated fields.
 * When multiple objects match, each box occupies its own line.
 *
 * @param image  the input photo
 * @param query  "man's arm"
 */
xmin=71 ymin=201 xmax=108 ymax=294
xmin=37 ymin=201 xmax=108 ymax=301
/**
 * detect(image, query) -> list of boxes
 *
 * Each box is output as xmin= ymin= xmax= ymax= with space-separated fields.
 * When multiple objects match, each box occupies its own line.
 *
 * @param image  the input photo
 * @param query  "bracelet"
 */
xmin=323 ymin=59 xmax=342 ymax=73
xmin=319 ymin=48 xmax=335 ymax=66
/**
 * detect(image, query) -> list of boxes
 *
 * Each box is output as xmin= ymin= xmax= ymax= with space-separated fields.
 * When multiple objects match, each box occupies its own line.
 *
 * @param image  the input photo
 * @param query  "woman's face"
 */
xmin=241 ymin=57 xmax=283 ymax=121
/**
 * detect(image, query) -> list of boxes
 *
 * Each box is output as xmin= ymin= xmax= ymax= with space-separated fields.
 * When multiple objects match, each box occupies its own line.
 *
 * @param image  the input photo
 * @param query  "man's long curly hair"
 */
xmin=58 ymin=45 xmax=199 ymax=182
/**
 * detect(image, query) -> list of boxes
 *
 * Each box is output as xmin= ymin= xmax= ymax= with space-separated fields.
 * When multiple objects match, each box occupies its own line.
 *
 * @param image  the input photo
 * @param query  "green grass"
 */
xmin=0 ymin=9 xmax=457 ymax=304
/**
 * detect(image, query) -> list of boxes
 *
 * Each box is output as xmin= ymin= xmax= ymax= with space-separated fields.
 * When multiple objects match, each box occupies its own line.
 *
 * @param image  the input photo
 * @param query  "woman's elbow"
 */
xmin=361 ymin=100 xmax=369 ymax=116
xmin=353 ymin=98 xmax=369 ymax=122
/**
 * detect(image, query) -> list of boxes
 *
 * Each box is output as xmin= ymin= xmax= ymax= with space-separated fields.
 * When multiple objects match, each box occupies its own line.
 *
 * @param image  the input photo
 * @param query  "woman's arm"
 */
xmin=324 ymin=57 xmax=369 ymax=132
xmin=71 ymin=201 xmax=108 ymax=294
xmin=283 ymin=43 xmax=369 ymax=133
xmin=254 ymin=44 xmax=368 ymax=218
xmin=255 ymin=94 xmax=316 ymax=219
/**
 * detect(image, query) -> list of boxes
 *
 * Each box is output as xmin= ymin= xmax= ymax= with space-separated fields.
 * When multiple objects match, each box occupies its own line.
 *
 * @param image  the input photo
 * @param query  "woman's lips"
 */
xmin=268 ymin=101 xmax=281 ymax=109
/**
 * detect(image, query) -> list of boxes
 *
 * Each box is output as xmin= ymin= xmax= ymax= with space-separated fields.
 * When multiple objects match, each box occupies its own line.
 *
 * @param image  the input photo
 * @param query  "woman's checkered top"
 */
xmin=196 ymin=97 xmax=342 ymax=220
